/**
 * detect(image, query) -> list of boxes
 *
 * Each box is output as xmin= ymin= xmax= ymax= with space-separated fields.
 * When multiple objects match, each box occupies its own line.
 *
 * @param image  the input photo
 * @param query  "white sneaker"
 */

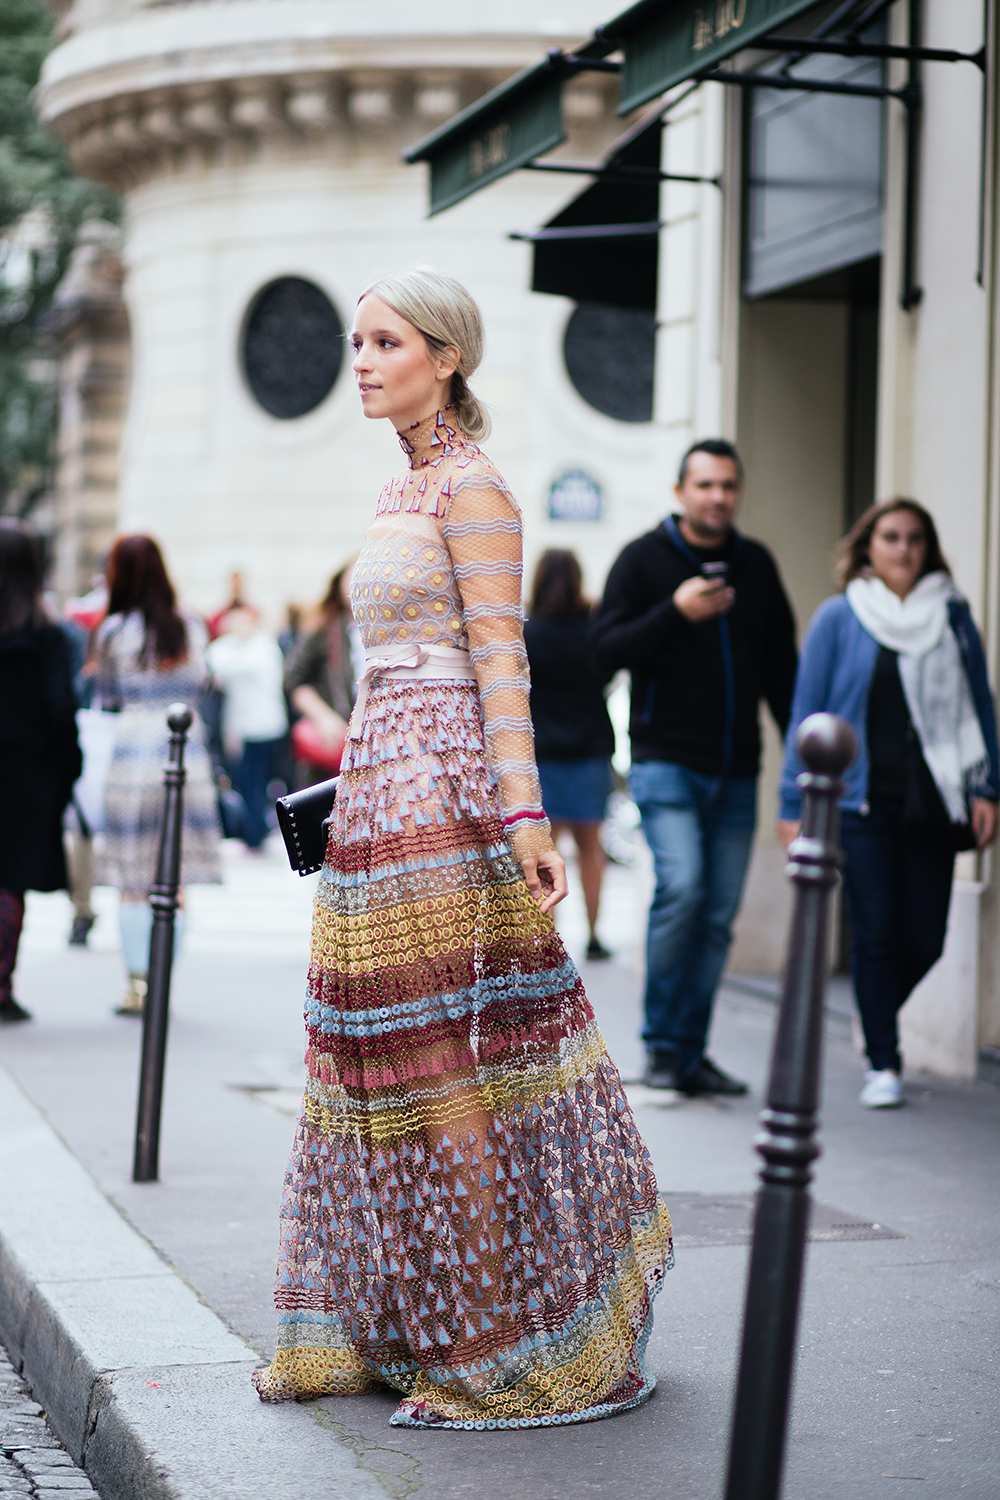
xmin=859 ymin=1069 xmax=903 ymax=1108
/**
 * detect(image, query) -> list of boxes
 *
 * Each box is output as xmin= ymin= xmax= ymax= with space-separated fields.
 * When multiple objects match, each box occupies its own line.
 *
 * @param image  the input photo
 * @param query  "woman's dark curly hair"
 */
xmin=835 ymin=497 xmax=950 ymax=591
xmin=528 ymin=549 xmax=591 ymax=620
xmin=106 ymin=534 xmax=188 ymax=666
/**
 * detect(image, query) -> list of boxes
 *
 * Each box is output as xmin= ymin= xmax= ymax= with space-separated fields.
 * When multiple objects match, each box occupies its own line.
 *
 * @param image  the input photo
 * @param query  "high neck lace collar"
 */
xmin=396 ymin=407 xmax=468 ymax=470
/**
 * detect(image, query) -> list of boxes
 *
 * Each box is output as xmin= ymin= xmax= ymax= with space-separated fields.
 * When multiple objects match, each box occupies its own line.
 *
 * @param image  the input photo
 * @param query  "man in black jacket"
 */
xmin=591 ymin=439 xmax=797 ymax=1094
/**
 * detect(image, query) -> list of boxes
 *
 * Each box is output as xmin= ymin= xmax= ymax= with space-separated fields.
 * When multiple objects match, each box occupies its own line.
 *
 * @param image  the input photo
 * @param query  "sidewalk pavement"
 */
xmin=1 ymin=839 xmax=998 ymax=1499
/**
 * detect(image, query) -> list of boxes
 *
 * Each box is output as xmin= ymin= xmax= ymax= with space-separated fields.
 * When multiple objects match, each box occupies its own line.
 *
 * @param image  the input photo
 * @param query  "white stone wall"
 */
xmin=115 ymin=146 xmax=671 ymax=622
xmin=39 ymin=1 xmax=675 ymax=622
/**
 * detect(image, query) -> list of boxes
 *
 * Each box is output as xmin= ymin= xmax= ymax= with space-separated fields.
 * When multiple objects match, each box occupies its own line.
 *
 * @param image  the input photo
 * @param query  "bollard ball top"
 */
xmin=795 ymin=713 xmax=857 ymax=776
xmin=167 ymin=703 xmax=194 ymax=734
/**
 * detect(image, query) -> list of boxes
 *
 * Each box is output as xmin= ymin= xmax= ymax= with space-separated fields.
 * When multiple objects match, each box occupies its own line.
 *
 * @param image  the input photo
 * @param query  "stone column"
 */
xmin=45 ymin=223 xmax=129 ymax=599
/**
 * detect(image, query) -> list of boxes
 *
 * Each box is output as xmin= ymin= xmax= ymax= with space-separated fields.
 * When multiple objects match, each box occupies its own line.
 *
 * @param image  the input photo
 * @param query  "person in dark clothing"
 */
xmin=525 ymin=549 xmax=615 ymax=961
xmin=779 ymin=499 xmax=999 ymax=1108
xmin=0 ymin=522 xmax=82 ymax=1023
xmin=283 ymin=561 xmax=358 ymax=787
xmin=591 ymin=439 xmax=797 ymax=1095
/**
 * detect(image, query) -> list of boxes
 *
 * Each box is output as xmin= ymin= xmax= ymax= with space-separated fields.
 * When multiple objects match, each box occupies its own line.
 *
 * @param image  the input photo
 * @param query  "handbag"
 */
xmin=275 ymin=776 xmax=339 ymax=875
xmin=291 ymin=715 xmax=346 ymax=774
xmin=68 ymin=706 xmax=120 ymax=835
xmin=68 ymin=619 xmax=126 ymax=835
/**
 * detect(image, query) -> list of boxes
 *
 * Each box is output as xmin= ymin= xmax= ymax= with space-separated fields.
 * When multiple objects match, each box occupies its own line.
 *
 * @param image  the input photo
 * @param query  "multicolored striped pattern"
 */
xmin=252 ymin=411 xmax=671 ymax=1427
xmin=252 ymin=679 xmax=673 ymax=1427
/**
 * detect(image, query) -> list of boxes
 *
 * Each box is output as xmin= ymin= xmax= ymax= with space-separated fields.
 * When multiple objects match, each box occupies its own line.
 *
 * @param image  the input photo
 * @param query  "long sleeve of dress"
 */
xmin=442 ymin=476 xmax=553 ymax=861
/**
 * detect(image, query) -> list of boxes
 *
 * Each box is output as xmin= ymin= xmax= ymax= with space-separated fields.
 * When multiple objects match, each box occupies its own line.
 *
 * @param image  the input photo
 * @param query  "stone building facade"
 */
xmin=37 ymin=0 xmax=664 ymax=618
xmin=36 ymin=0 xmax=1000 ymax=1082
xmin=46 ymin=220 xmax=130 ymax=598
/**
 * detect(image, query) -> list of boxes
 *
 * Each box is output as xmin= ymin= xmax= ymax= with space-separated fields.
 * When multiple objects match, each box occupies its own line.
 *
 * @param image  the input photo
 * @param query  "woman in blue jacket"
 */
xmin=779 ymin=499 xmax=999 ymax=1109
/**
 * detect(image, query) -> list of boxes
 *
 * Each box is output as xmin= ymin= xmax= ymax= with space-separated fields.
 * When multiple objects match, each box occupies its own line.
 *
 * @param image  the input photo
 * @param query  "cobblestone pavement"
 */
xmin=0 ymin=1348 xmax=98 ymax=1498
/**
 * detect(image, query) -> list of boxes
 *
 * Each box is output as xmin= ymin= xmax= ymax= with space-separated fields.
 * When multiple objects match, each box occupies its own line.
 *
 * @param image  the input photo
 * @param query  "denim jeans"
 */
xmin=629 ymin=761 xmax=757 ymax=1077
xmin=840 ymin=800 xmax=955 ymax=1073
xmin=235 ymin=736 xmax=284 ymax=849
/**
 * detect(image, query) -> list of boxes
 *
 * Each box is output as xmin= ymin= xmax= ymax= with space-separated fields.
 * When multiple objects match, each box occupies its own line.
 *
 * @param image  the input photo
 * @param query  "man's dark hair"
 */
xmin=677 ymin=438 xmax=744 ymax=487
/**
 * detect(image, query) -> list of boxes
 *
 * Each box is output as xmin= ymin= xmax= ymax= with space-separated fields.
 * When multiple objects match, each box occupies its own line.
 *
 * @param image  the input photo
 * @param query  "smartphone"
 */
xmin=701 ymin=561 xmax=728 ymax=581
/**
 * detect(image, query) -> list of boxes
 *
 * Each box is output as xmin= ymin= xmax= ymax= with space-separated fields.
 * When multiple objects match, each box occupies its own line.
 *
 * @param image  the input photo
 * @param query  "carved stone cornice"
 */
xmin=36 ymin=3 xmax=620 ymax=189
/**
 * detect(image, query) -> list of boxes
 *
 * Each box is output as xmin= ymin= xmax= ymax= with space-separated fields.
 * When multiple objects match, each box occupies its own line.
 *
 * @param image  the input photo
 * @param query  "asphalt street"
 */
xmin=2 ymin=839 xmax=998 ymax=1499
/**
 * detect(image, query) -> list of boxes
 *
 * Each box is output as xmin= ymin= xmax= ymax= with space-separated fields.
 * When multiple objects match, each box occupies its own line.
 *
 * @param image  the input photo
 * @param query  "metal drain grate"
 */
xmin=660 ymin=1193 xmax=904 ymax=1247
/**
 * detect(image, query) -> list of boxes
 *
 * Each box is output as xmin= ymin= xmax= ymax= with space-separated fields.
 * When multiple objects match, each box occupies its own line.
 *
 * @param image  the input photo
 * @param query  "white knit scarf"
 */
xmin=846 ymin=571 xmax=988 ymax=822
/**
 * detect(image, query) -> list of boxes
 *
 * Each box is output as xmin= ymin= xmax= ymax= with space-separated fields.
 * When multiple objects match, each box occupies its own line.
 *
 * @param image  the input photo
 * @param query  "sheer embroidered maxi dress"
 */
xmin=252 ymin=410 xmax=673 ymax=1428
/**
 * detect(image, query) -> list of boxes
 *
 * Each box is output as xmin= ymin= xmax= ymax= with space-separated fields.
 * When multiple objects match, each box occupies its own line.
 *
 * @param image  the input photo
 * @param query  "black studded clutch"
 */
xmin=274 ymin=776 xmax=339 ymax=876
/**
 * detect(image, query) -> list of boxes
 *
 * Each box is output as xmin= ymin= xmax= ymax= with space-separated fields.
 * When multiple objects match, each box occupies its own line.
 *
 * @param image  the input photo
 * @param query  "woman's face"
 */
xmin=351 ymin=295 xmax=458 ymax=430
xmin=868 ymin=509 xmax=927 ymax=599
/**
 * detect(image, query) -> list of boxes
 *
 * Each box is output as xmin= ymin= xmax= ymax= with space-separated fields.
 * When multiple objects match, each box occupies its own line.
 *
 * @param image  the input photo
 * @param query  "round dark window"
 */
xmin=241 ymin=276 xmax=343 ymax=419
xmin=563 ymin=302 xmax=655 ymax=424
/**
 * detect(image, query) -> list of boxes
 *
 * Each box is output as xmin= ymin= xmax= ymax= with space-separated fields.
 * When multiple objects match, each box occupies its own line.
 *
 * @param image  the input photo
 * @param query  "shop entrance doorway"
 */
xmin=729 ymin=254 xmax=880 ymax=975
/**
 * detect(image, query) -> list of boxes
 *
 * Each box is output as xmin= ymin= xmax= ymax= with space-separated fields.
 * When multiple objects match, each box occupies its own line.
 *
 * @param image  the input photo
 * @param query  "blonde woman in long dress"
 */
xmin=252 ymin=269 xmax=672 ymax=1428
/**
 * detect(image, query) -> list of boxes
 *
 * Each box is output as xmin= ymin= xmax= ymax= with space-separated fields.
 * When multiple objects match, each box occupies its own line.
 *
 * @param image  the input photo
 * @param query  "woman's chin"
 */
xmin=358 ymin=390 xmax=388 ymax=420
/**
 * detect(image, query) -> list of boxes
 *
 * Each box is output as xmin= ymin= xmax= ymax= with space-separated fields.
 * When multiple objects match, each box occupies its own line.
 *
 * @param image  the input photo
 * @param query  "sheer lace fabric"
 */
xmin=352 ymin=408 xmax=551 ymax=860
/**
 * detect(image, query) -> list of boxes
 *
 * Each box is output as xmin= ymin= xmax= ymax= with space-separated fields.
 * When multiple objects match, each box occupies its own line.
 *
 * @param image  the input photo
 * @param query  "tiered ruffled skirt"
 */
xmin=252 ymin=679 xmax=672 ymax=1427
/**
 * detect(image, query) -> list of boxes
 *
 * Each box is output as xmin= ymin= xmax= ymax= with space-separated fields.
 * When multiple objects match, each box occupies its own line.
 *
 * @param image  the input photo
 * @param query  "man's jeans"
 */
xmin=235 ymin=736 xmax=284 ymax=850
xmin=629 ymin=761 xmax=757 ymax=1078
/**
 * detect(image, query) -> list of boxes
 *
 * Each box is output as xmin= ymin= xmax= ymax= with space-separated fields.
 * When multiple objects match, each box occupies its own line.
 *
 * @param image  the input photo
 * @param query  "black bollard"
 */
xmin=724 ymin=712 xmax=857 ymax=1500
xmin=133 ymin=704 xmax=192 ymax=1183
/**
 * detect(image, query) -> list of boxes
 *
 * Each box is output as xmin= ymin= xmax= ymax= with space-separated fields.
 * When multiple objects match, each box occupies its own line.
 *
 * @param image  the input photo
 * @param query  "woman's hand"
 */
xmin=971 ymin=797 xmax=998 ymax=850
xmin=776 ymin=819 xmax=801 ymax=850
xmin=521 ymin=850 xmax=568 ymax=914
xmin=314 ymin=708 xmax=348 ymax=749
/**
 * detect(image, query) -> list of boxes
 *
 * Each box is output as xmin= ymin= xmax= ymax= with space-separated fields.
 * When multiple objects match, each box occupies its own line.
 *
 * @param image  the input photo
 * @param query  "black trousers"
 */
xmin=840 ymin=800 xmax=955 ymax=1073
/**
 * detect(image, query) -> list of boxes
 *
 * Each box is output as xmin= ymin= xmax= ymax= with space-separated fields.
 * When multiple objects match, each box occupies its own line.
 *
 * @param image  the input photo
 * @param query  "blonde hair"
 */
xmin=358 ymin=267 xmax=491 ymax=441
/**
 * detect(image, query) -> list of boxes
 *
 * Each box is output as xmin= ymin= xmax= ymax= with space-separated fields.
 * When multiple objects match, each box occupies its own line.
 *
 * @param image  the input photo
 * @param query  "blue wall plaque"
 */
xmin=547 ymin=469 xmax=604 ymax=522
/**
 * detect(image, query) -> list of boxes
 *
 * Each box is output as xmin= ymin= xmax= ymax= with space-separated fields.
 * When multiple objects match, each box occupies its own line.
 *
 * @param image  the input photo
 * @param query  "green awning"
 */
xmin=403 ymin=1 xmax=832 ymax=215
xmin=602 ymin=0 xmax=822 ymax=113
xmin=404 ymin=56 xmax=567 ymax=217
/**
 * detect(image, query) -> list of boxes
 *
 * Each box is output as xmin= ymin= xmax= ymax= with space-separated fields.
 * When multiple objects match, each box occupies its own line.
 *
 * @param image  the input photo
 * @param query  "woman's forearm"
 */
xmin=292 ymin=685 xmax=341 ymax=725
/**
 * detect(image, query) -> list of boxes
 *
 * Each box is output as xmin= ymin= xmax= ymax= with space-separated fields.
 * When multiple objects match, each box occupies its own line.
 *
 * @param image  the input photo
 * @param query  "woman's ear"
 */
xmin=433 ymin=345 xmax=461 ymax=386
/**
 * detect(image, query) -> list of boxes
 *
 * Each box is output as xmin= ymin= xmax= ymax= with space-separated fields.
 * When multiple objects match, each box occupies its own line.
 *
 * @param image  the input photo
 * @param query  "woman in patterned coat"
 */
xmin=252 ymin=269 xmax=672 ymax=1429
xmin=95 ymin=535 xmax=221 ymax=1013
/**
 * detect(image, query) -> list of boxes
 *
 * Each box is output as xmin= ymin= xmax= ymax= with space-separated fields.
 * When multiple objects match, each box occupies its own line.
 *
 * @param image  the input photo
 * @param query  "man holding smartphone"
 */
xmin=591 ymin=439 xmax=797 ymax=1094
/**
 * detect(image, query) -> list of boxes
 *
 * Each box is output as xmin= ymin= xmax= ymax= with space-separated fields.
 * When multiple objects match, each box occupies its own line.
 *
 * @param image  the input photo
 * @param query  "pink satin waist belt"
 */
xmin=347 ymin=643 xmax=477 ymax=739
